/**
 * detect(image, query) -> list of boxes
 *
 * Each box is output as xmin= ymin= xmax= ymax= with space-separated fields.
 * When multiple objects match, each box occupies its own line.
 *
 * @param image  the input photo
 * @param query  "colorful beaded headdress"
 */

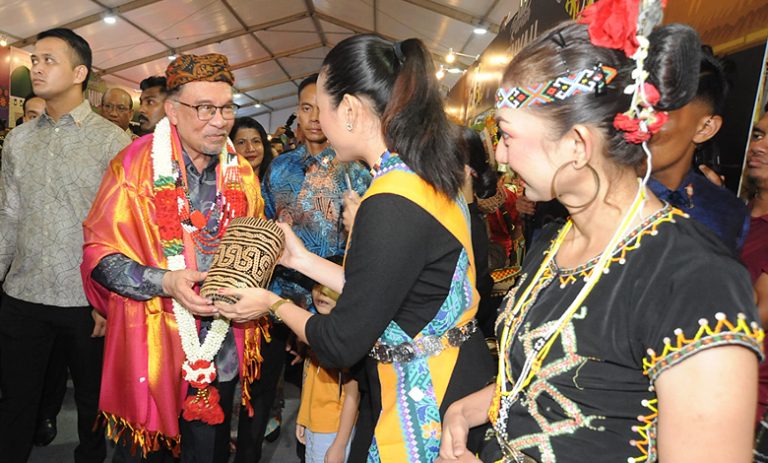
xmin=495 ymin=64 xmax=618 ymax=110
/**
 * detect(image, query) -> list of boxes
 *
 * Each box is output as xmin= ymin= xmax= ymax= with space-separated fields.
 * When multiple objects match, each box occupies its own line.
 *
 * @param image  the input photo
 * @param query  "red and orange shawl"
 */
xmin=81 ymin=127 xmax=267 ymax=455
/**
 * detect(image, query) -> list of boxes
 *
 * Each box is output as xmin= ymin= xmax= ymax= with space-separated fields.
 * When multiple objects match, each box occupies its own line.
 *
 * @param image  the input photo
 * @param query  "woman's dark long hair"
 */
xmin=462 ymin=127 xmax=498 ymax=199
xmin=321 ymin=34 xmax=464 ymax=198
xmin=229 ymin=117 xmax=273 ymax=180
xmin=502 ymin=22 xmax=701 ymax=168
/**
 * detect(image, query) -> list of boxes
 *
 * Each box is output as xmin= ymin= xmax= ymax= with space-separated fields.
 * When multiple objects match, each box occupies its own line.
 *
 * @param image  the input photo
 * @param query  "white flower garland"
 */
xmin=151 ymin=117 xmax=232 ymax=382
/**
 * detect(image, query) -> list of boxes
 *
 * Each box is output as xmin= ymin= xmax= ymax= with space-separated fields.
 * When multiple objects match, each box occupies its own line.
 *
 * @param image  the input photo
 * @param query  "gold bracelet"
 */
xmin=268 ymin=298 xmax=290 ymax=322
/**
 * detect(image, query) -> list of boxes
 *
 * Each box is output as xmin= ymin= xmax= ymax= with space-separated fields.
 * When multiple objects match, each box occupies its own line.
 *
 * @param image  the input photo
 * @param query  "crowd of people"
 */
xmin=1 ymin=0 xmax=768 ymax=462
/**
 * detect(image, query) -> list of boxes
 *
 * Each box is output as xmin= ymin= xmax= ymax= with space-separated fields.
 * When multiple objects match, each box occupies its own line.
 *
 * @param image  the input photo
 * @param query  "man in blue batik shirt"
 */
xmin=251 ymin=73 xmax=370 ymax=454
xmin=648 ymin=50 xmax=748 ymax=256
xmin=262 ymin=74 xmax=371 ymax=310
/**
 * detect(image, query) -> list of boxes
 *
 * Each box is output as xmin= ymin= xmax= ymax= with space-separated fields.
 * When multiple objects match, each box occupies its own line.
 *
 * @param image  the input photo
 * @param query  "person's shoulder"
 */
xmin=84 ymin=112 xmax=131 ymax=138
xmin=266 ymin=148 xmax=306 ymax=182
xmin=643 ymin=209 xmax=745 ymax=278
xmin=690 ymin=174 xmax=745 ymax=207
xmin=361 ymin=192 xmax=423 ymax=217
xmin=107 ymin=134 xmax=154 ymax=178
xmin=271 ymin=148 xmax=306 ymax=169
xmin=280 ymin=145 xmax=307 ymax=161
xmin=5 ymin=120 xmax=35 ymax=143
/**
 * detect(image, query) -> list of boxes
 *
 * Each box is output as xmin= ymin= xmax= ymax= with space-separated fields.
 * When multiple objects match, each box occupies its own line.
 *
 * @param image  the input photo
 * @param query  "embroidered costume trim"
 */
xmin=628 ymin=398 xmax=658 ymax=463
xmin=627 ymin=313 xmax=764 ymax=462
xmin=643 ymin=312 xmax=764 ymax=381
xmin=554 ymin=205 xmax=682 ymax=287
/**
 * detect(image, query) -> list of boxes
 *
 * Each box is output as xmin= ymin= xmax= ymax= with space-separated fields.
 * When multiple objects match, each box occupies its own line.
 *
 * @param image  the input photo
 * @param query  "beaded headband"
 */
xmin=495 ymin=64 xmax=617 ymax=110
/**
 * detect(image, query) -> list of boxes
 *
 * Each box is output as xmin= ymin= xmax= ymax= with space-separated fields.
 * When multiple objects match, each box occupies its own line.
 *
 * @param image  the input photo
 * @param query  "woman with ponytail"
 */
xmin=436 ymin=2 xmax=762 ymax=462
xmin=214 ymin=34 xmax=495 ymax=462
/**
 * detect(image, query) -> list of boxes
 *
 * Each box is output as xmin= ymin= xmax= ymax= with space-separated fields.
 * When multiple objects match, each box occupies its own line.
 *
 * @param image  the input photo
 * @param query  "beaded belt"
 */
xmin=369 ymin=319 xmax=478 ymax=364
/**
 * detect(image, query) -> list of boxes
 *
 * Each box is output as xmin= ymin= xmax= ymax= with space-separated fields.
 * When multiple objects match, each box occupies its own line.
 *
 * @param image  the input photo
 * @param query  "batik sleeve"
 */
xmin=91 ymin=253 xmax=168 ymax=301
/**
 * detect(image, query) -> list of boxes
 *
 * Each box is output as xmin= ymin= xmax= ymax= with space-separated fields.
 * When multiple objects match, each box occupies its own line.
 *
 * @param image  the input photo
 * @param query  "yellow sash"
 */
xmin=363 ymin=169 xmax=479 ymax=462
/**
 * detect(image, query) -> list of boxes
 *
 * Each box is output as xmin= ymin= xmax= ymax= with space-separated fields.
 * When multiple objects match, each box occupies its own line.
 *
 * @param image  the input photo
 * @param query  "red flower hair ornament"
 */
xmin=579 ymin=0 xmax=668 ymax=144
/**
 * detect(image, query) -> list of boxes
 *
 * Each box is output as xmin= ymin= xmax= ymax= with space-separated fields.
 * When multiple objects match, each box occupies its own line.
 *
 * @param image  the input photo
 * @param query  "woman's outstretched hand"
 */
xmin=214 ymin=287 xmax=281 ymax=323
xmin=276 ymin=221 xmax=308 ymax=270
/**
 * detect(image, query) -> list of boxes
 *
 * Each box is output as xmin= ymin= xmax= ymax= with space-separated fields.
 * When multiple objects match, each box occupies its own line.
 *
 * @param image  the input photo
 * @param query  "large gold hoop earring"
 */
xmin=550 ymin=161 xmax=600 ymax=209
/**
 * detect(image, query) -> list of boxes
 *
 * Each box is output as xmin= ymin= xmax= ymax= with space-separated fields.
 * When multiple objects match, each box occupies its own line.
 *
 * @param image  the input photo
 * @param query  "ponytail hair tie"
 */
xmin=393 ymin=41 xmax=405 ymax=64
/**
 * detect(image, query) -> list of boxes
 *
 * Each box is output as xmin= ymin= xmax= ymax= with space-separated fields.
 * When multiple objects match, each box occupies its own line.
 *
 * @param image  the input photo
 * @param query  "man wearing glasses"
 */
xmin=80 ymin=53 xmax=264 ymax=462
xmin=100 ymin=87 xmax=135 ymax=137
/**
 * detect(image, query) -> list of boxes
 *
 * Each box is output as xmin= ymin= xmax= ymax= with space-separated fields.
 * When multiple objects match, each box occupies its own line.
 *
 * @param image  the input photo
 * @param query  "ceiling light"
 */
xmin=103 ymin=10 xmax=117 ymax=25
xmin=447 ymin=67 xmax=462 ymax=74
xmin=0 ymin=36 xmax=7 ymax=47
xmin=167 ymin=50 xmax=177 ymax=61
xmin=234 ymin=93 xmax=243 ymax=99
xmin=254 ymin=103 xmax=262 ymax=108
xmin=445 ymin=48 xmax=456 ymax=64
xmin=436 ymin=66 xmax=445 ymax=80
xmin=473 ymin=26 xmax=488 ymax=35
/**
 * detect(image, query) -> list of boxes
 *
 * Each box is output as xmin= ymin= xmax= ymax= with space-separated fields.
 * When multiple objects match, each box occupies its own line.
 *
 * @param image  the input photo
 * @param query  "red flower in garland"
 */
xmin=613 ymin=113 xmax=641 ymax=133
xmin=186 ymin=359 xmax=217 ymax=389
xmin=156 ymin=189 xmax=183 ymax=241
xmin=647 ymin=111 xmax=669 ymax=134
xmin=578 ymin=0 xmax=641 ymax=57
xmin=643 ymin=83 xmax=661 ymax=106
xmin=613 ymin=110 xmax=668 ymax=144
xmin=622 ymin=126 xmax=652 ymax=144
xmin=182 ymin=386 xmax=224 ymax=425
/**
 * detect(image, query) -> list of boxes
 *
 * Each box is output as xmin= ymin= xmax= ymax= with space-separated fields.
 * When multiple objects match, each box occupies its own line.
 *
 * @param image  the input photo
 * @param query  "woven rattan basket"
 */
xmin=200 ymin=217 xmax=285 ymax=304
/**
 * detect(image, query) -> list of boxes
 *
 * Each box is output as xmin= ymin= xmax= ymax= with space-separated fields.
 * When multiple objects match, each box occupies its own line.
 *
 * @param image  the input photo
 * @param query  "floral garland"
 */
xmin=580 ymin=0 xmax=668 ymax=144
xmin=152 ymin=117 xmax=244 ymax=424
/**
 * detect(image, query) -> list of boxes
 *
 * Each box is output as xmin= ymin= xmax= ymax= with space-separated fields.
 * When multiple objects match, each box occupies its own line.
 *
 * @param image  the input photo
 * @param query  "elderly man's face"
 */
xmin=101 ymin=89 xmax=133 ymax=130
xmin=165 ymin=81 xmax=235 ymax=160
xmin=23 ymin=97 xmax=46 ymax=122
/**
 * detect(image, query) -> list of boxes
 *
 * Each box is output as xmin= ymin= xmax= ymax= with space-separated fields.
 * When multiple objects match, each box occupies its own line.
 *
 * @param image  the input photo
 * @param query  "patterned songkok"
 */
xmin=495 ymin=64 xmax=617 ymax=110
xmin=165 ymin=53 xmax=235 ymax=91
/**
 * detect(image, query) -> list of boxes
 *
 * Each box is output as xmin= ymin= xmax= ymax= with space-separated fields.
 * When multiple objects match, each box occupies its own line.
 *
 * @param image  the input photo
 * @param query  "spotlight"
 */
xmin=103 ymin=10 xmax=117 ymax=25
xmin=447 ymin=67 xmax=462 ymax=74
xmin=254 ymin=102 xmax=262 ymax=108
xmin=0 ymin=36 xmax=7 ymax=47
xmin=234 ymin=93 xmax=243 ymax=99
xmin=473 ymin=26 xmax=487 ymax=35
xmin=167 ymin=50 xmax=177 ymax=61
xmin=445 ymin=48 xmax=456 ymax=64
xmin=436 ymin=66 xmax=445 ymax=80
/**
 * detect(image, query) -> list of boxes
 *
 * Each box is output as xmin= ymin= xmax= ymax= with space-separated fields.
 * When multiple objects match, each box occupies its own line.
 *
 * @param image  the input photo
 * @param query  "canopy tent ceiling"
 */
xmin=0 ymin=0 xmax=519 ymax=131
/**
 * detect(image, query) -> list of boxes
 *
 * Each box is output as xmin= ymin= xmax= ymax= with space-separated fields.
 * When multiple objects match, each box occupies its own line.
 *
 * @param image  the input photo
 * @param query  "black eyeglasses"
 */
xmin=174 ymin=100 xmax=239 ymax=121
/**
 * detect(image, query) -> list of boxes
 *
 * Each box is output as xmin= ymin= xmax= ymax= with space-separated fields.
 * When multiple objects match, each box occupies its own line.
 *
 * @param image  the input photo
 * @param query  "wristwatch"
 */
xmin=268 ymin=298 xmax=291 ymax=322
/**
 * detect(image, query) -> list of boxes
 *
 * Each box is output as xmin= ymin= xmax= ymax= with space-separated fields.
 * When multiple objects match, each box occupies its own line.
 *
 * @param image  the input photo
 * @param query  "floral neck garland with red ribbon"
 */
xmin=152 ymin=117 xmax=246 ymax=424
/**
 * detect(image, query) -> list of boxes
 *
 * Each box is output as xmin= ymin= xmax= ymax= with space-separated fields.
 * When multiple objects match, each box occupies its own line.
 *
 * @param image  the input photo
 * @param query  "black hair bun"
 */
xmin=646 ymin=23 xmax=702 ymax=111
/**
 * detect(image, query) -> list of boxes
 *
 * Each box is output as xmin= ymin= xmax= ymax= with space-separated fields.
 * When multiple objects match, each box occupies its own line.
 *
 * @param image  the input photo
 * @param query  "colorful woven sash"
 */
xmin=362 ymin=152 xmax=479 ymax=462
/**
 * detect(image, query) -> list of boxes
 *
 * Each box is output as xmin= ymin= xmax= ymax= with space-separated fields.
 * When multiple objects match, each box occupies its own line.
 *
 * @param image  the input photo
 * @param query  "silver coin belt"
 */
xmin=368 ymin=319 xmax=478 ymax=364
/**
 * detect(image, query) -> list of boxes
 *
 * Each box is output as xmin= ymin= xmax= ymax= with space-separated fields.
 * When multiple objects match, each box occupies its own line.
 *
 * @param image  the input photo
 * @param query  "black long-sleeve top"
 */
xmin=305 ymin=193 xmax=494 ymax=415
